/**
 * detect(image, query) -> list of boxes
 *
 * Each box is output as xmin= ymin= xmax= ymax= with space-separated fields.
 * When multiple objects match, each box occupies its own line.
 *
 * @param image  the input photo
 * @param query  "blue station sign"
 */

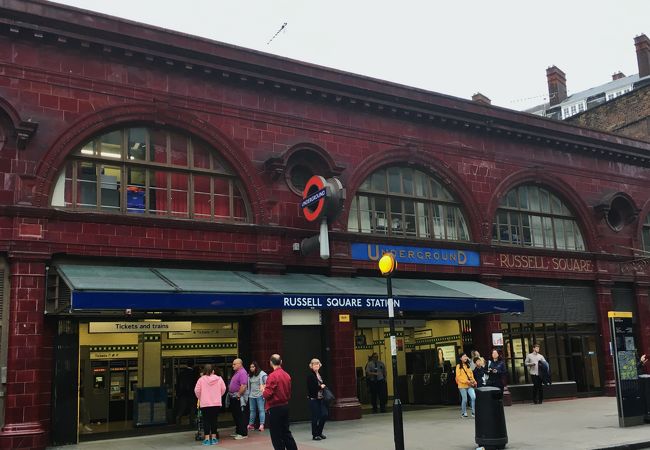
xmin=351 ymin=243 xmax=480 ymax=267
xmin=72 ymin=291 xmax=522 ymax=313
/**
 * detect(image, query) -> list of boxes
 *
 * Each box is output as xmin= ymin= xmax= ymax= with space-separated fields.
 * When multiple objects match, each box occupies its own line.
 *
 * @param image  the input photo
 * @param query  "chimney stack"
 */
xmin=546 ymin=66 xmax=567 ymax=106
xmin=471 ymin=93 xmax=491 ymax=105
xmin=635 ymin=34 xmax=650 ymax=78
xmin=612 ymin=71 xmax=626 ymax=81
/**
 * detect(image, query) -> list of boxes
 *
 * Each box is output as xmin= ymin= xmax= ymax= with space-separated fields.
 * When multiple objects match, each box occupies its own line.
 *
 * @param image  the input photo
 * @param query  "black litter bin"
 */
xmin=475 ymin=386 xmax=508 ymax=450
xmin=640 ymin=375 xmax=650 ymax=423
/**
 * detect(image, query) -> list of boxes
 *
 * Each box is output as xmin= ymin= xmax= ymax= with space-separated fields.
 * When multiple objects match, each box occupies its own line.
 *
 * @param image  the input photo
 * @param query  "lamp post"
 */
xmin=378 ymin=253 xmax=404 ymax=450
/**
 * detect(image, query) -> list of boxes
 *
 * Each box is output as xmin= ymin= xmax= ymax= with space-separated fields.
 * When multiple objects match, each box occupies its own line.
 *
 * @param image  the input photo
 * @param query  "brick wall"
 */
xmin=568 ymin=83 xmax=650 ymax=142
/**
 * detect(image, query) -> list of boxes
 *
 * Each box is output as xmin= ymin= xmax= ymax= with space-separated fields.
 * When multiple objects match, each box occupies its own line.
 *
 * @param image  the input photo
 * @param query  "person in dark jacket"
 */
xmin=472 ymin=357 xmax=487 ymax=387
xmin=487 ymin=349 xmax=506 ymax=391
xmin=306 ymin=358 xmax=328 ymax=441
xmin=175 ymin=361 xmax=199 ymax=425
xmin=638 ymin=354 xmax=648 ymax=375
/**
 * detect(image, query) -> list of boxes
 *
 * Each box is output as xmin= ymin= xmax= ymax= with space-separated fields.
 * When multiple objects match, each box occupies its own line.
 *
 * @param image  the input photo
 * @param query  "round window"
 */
xmin=288 ymin=164 xmax=314 ymax=195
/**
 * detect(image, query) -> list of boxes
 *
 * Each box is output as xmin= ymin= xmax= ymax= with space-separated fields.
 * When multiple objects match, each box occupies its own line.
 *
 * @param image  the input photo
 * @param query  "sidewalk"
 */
xmin=49 ymin=397 xmax=650 ymax=450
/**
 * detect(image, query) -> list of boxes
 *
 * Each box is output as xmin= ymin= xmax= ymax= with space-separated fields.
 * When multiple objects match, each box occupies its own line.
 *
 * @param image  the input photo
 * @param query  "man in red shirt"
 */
xmin=262 ymin=354 xmax=298 ymax=450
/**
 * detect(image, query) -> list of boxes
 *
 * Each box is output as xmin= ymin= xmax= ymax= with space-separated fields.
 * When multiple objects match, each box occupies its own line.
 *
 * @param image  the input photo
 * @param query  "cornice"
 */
xmin=1 ymin=2 xmax=650 ymax=166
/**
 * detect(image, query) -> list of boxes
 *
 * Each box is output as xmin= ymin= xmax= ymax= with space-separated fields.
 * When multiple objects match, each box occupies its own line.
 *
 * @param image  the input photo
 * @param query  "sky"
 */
xmin=53 ymin=0 xmax=650 ymax=110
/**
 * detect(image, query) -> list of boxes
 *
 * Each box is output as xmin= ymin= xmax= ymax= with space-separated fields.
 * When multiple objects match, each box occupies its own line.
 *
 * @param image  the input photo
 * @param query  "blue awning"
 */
xmin=56 ymin=265 xmax=527 ymax=314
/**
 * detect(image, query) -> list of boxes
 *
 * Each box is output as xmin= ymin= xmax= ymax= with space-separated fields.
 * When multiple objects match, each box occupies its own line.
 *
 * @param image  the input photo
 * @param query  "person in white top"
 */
xmin=525 ymin=343 xmax=546 ymax=404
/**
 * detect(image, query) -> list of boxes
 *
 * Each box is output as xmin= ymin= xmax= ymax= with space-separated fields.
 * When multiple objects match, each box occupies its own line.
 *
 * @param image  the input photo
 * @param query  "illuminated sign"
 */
xmin=497 ymin=254 xmax=593 ymax=272
xmin=89 ymin=321 xmax=192 ymax=333
xmin=351 ymin=243 xmax=480 ymax=267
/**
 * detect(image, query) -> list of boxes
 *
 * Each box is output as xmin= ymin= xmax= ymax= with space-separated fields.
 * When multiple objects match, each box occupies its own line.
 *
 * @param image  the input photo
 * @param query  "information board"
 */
xmin=608 ymin=311 xmax=644 ymax=427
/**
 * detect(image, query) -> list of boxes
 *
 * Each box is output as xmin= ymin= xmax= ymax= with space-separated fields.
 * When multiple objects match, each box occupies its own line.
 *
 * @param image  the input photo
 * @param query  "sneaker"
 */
xmin=247 ymin=424 xmax=255 ymax=431
xmin=313 ymin=436 xmax=322 ymax=441
xmin=258 ymin=424 xmax=265 ymax=432
xmin=234 ymin=434 xmax=248 ymax=440
xmin=229 ymin=433 xmax=238 ymax=437
xmin=210 ymin=438 xmax=218 ymax=445
xmin=82 ymin=425 xmax=93 ymax=432
xmin=471 ymin=413 xmax=475 ymax=418
xmin=202 ymin=439 xmax=211 ymax=446
xmin=461 ymin=413 xmax=468 ymax=418
xmin=319 ymin=434 xmax=327 ymax=439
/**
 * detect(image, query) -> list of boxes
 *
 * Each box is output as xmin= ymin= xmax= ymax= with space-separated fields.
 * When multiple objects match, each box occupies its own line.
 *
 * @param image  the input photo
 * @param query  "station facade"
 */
xmin=0 ymin=1 xmax=649 ymax=449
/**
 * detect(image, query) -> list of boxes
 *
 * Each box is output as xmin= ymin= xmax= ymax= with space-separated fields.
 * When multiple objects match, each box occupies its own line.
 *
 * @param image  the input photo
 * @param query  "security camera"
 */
xmin=126 ymin=308 xmax=132 ymax=316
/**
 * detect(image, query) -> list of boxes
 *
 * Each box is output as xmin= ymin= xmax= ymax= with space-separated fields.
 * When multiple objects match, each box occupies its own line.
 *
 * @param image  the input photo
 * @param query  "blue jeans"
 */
xmin=459 ymin=387 xmax=475 ymax=416
xmin=248 ymin=396 xmax=265 ymax=426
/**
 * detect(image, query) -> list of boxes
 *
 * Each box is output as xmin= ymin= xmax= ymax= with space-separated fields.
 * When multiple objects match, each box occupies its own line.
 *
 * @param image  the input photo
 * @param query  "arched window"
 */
xmin=642 ymin=214 xmax=650 ymax=253
xmin=51 ymin=127 xmax=250 ymax=222
xmin=347 ymin=167 xmax=470 ymax=240
xmin=492 ymin=185 xmax=585 ymax=251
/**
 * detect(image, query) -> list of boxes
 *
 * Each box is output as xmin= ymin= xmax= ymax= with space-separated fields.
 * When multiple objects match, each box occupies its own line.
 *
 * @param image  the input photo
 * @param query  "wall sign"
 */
xmin=89 ymin=321 xmax=192 ymax=333
xmin=497 ymin=253 xmax=593 ymax=272
xmin=74 ymin=292 xmax=524 ymax=313
xmin=492 ymin=332 xmax=504 ymax=347
xmin=338 ymin=314 xmax=350 ymax=323
xmin=351 ymin=243 xmax=480 ymax=267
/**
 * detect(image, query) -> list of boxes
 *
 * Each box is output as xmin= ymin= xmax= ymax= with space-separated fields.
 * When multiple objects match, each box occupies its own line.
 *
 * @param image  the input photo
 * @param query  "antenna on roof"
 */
xmin=267 ymin=22 xmax=288 ymax=45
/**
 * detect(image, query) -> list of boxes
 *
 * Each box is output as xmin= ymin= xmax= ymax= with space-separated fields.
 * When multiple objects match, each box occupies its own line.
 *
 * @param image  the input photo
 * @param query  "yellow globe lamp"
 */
xmin=378 ymin=253 xmax=397 ymax=276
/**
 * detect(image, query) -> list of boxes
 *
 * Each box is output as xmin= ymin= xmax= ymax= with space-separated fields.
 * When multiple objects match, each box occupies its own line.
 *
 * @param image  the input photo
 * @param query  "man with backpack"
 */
xmin=525 ymin=343 xmax=547 ymax=404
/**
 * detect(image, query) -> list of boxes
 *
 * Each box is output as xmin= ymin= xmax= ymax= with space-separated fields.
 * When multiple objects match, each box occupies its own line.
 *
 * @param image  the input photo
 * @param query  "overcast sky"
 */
xmin=54 ymin=0 xmax=650 ymax=110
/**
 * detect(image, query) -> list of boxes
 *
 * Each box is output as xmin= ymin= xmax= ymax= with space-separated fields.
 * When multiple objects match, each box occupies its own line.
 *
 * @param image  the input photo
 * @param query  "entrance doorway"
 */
xmin=282 ymin=326 xmax=324 ymax=421
xmin=77 ymin=321 xmax=239 ymax=440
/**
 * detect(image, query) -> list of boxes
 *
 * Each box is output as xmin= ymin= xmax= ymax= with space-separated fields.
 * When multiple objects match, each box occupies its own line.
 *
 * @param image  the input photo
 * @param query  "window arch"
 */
xmin=492 ymin=185 xmax=585 ymax=251
xmin=51 ymin=126 xmax=250 ymax=222
xmin=347 ymin=166 xmax=470 ymax=241
xmin=642 ymin=214 xmax=650 ymax=253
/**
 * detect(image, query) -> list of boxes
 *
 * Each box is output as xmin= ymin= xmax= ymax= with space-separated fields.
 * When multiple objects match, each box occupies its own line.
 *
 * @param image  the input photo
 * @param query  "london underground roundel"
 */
xmin=301 ymin=175 xmax=327 ymax=222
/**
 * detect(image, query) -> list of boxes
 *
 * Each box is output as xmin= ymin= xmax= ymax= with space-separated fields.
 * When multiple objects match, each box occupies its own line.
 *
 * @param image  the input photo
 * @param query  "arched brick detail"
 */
xmin=635 ymin=199 xmax=650 ymax=250
xmin=33 ymin=102 xmax=267 ymax=223
xmin=0 ymin=97 xmax=22 ymax=129
xmin=342 ymin=146 xmax=482 ymax=241
xmin=486 ymin=168 xmax=599 ymax=252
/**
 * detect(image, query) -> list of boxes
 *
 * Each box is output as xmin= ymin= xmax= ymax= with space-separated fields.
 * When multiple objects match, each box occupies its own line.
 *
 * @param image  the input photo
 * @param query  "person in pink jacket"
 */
xmin=194 ymin=364 xmax=227 ymax=446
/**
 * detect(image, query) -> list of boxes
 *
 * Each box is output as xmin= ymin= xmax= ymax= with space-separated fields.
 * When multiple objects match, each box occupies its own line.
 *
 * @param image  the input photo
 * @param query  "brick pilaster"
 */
xmin=595 ymin=279 xmax=616 ymax=396
xmin=634 ymin=281 xmax=650 ymax=361
xmin=0 ymin=257 xmax=50 ymax=450
xmin=326 ymin=310 xmax=361 ymax=420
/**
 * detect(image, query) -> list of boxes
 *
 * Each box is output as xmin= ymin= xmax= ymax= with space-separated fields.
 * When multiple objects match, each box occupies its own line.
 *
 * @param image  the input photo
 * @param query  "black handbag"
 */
xmin=322 ymin=387 xmax=336 ymax=406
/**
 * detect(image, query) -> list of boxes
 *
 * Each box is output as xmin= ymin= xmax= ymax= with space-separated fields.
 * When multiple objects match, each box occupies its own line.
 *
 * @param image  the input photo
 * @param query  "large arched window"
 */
xmin=642 ymin=214 xmax=650 ymax=253
xmin=492 ymin=185 xmax=585 ymax=251
xmin=347 ymin=167 xmax=470 ymax=240
xmin=51 ymin=127 xmax=250 ymax=222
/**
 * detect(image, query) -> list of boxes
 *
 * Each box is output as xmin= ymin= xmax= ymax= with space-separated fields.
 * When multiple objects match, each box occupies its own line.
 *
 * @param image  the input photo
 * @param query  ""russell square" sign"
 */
xmin=496 ymin=253 xmax=593 ymax=272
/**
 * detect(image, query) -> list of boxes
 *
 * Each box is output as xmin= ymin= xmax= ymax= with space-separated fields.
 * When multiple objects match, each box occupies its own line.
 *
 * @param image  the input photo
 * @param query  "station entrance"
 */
xmin=77 ymin=321 xmax=238 ymax=439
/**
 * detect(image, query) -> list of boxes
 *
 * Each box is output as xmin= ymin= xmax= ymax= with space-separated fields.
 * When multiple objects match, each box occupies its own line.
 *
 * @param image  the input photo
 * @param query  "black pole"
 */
xmin=386 ymin=275 xmax=405 ymax=450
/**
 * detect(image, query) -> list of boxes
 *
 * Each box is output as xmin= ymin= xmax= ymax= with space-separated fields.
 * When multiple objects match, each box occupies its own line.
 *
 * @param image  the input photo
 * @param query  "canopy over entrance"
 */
xmin=52 ymin=264 xmax=527 ymax=314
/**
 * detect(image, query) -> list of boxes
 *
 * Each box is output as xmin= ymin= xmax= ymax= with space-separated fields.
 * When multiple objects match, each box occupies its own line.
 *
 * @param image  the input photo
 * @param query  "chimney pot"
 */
xmin=471 ymin=93 xmax=491 ymax=105
xmin=635 ymin=33 xmax=650 ymax=78
xmin=546 ymin=65 xmax=567 ymax=106
xmin=612 ymin=71 xmax=626 ymax=81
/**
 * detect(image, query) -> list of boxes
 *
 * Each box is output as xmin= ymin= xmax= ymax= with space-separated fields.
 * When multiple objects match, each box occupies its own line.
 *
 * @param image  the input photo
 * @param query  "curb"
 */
xmin=591 ymin=441 xmax=650 ymax=450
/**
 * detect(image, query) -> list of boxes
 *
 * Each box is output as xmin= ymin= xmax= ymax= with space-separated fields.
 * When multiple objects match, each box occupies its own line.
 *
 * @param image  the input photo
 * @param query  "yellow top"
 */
xmin=455 ymin=364 xmax=476 ymax=389
xmin=607 ymin=311 xmax=633 ymax=318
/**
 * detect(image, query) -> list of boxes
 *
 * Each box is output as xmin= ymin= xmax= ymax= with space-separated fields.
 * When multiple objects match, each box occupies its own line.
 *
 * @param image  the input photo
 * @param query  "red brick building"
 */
xmin=0 ymin=1 xmax=650 ymax=449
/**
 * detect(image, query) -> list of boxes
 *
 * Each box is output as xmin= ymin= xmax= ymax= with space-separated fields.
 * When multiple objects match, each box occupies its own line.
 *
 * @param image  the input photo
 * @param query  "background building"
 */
xmin=527 ymin=34 xmax=650 ymax=122
xmin=0 ymin=2 xmax=649 ymax=449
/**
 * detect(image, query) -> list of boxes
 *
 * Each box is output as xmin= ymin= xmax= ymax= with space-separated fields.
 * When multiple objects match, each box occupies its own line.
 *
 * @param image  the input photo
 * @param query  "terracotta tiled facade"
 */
xmin=0 ymin=1 xmax=649 ymax=449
